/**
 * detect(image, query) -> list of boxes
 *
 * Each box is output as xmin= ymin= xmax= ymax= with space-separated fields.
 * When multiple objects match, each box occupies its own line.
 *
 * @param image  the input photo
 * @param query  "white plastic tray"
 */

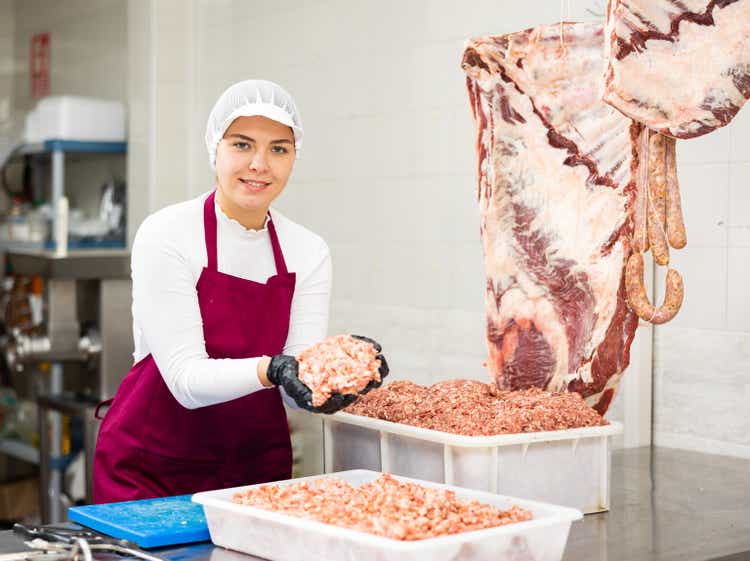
xmin=323 ymin=412 xmax=623 ymax=514
xmin=24 ymin=96 xmax=126 ymax=143
xmin=192 ymin=469 xmax=582 ymax=561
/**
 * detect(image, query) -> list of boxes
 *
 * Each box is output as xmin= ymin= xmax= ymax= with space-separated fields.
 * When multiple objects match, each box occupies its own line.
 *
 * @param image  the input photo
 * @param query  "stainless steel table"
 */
xmin=563 ymin=446 xmax=750 ymax=561
xmin=0 ymin=446 xmax=747 ymax=561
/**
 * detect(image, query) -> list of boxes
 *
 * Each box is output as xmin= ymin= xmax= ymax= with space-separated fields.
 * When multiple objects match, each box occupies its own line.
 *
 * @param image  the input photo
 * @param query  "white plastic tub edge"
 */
xmin=192 ymin=469 xmax=583 ymax=561
xmin=323 ymin=413 xmax=623 ymax=514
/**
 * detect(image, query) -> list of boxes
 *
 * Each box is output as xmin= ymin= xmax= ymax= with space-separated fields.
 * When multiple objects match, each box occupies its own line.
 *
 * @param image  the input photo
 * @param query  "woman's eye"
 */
xmin=271 ymin=146 xmax=289 ymax=154
xmin=233 ymin=142 xmax=250 ymax=150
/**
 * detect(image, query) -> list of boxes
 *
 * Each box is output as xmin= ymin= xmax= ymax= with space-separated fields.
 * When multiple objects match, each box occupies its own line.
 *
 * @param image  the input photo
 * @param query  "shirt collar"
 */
xmin=214 ymin=198 xmax=270 ymax=237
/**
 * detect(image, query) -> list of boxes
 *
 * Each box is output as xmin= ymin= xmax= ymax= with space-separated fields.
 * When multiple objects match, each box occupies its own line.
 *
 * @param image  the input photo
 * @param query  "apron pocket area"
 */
xmin=136 ymin=447 xmax=225 ymax=496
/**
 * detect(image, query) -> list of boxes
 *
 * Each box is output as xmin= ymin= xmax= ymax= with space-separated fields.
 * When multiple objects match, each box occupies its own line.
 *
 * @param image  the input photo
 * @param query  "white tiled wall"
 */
xmin=729 ymin=160 xmax=750 ymax=247
xmin=11 ymin=0 xmax=127 ymax=114
xmin=127 ymin=0 xmax=198 ymax=241
xmin=654 ymin=326 xmax=750 ymax=458
xmin=129 ymin=1 xmax=750 ymax=458
xmin=652 ymin=103 xmax=750 ymax=458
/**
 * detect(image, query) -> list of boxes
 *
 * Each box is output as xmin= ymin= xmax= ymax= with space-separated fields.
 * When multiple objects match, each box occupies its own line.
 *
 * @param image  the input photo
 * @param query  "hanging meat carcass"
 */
xmin=603 ymin=0 xmax=750 ymax=139
xmin=462 ymin=22 xmax=686 ymax=414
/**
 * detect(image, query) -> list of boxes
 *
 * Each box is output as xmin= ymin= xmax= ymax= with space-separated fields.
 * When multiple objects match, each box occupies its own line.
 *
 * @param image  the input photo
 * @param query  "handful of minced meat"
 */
xmin=297 ymin=335 xmax=383 ymax=407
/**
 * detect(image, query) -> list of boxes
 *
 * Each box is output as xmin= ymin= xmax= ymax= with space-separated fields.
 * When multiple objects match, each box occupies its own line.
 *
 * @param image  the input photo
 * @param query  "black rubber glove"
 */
xmin=351 ymin=335 xmax=390 ymax=394
xmin=266 ymin=354 xmax=359 ymax=414
xmin=266 ymin=355 xmax=311 ymax=409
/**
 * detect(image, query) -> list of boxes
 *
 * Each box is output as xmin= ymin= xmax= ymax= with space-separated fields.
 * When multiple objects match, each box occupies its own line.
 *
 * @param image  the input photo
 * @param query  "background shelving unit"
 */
xmin=4 ymin=139 xmax=127 ymax=251
xmin=0 ymin=139 xmax=129 ymax=523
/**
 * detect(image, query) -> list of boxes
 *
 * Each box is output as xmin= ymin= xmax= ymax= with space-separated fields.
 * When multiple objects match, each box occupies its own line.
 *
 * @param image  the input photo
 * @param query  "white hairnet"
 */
xmin=205 ymin=79 xmax=303 ymax=169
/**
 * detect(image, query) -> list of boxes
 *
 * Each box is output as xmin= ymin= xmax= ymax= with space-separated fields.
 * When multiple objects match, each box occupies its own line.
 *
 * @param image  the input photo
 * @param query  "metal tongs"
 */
xmin=0 ymin=524 xmax=167 ymax=561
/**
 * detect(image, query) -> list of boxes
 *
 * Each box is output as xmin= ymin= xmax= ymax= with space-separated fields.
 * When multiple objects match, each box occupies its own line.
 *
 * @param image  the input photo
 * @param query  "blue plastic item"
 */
xmin=42 ymin=140 xmax=127 ymax=153
xmin=16 ymin=140 xmax=127 ymax=156
xmin=67 ymin=495 xmax=210 ymax=548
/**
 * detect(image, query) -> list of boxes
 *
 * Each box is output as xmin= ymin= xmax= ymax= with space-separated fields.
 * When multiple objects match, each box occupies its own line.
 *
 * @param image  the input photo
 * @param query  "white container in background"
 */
xmin=54 ymin=196 xmax=68 ymax=257
xmin=323 ymin=412 xmax=622 ymax=514
xmin=24 ymin=96 xmax=126 ymax=143
xmin=193 ymin=469 xmax=582 ymax=561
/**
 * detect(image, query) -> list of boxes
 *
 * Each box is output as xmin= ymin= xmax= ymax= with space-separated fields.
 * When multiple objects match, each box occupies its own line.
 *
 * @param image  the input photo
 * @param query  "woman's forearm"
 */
xmin=257 ymin=355 xmax=273 ymax=387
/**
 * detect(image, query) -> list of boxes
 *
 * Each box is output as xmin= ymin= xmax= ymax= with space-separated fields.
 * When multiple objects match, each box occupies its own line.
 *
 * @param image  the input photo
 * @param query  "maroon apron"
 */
xmin=93 ymin=191 xmax=295 ymax=503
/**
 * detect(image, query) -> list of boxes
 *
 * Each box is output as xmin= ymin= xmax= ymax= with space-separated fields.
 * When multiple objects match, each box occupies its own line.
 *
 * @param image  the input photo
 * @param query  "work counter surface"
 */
xmin=0 ymin=446 xmax=747 ymax=561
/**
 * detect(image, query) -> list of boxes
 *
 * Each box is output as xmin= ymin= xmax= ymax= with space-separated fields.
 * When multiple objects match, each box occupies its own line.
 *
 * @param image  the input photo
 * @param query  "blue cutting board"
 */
xmin=67 ymin=494 xmax=210 ymax=548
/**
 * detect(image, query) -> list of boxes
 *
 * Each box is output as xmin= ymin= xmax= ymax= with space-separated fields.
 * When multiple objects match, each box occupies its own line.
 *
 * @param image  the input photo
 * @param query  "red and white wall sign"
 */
xmin=30 ymin=32 xmax=50 ymax=98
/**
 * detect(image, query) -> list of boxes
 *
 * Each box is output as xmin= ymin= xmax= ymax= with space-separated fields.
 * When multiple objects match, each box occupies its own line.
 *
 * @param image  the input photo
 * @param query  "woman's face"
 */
xmin=215 ymin=115 xmax=295 ymax=218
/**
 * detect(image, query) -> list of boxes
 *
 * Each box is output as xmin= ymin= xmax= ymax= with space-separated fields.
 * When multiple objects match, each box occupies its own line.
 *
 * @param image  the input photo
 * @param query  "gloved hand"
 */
xmin=351 ymin=335 xmax=390 ymax=394
xmin=266 ymin=354 xmax=359 ymax=414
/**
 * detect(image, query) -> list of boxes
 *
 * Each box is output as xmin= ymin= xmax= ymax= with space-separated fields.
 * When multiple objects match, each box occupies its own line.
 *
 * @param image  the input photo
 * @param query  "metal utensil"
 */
xmin=11 ymin=525 xmax=167 ymax=561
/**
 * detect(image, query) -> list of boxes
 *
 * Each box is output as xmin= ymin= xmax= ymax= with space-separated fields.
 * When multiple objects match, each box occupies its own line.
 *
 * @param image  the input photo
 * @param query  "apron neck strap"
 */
xmin=204 ymin=191 xmax=219 ymax=271
xmin=267 ymin=215 xmax=288 ymax=275
xmin=203 ymin=191 xmax=289 ymax=275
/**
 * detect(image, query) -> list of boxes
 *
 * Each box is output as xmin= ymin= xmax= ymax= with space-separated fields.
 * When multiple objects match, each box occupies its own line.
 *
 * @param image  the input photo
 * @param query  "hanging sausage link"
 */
xmin=664 ymin=136 xmax=687 ymax=249
xmin=632 ymin=126 xmax=650 ymax=253
xmin=646 ymin=130 xmax=669 ymax=265
xmin=625 ymin=252 xmax=684 ymax=324
xmin=626 ymin=130 xmax=688 ymax=325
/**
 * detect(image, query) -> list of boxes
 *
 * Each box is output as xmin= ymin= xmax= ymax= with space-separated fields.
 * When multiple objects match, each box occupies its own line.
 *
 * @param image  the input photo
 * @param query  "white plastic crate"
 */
xmin=323 ymin=412 xmax=622 ymax=514
xmin=192 ymin=469 xmax=582 ymax=561
xmin=24 ymin=96 xmax=126 ymax=143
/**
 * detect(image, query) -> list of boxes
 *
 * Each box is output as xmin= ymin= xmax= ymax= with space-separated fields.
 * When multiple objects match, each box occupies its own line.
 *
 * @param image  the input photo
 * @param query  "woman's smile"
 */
xmin=239 ymin=178 xmax=272 ymax=191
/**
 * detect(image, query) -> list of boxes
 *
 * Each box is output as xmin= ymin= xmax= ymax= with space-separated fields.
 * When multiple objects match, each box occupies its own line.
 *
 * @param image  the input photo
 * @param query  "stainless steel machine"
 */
xmin=3 ymin=250 xmax=131 ymax=523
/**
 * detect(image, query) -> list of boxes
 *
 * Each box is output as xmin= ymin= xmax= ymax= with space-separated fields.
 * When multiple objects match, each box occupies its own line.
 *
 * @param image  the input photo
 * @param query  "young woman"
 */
xmin=93 ymin=80 xmax=388 ymax=503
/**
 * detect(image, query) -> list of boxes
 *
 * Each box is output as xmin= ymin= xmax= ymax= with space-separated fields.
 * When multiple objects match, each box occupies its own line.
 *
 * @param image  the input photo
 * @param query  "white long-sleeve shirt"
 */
xmin=130 ymin=191 xmax=332 ymax=410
